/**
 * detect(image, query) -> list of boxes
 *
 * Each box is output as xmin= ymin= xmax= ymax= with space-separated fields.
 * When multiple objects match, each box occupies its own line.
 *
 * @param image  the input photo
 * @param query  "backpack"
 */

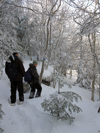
xmin=24 ymin=68 xmax=32 ymax=83
xmin=6 ymin=61 xmax=18 ymax=80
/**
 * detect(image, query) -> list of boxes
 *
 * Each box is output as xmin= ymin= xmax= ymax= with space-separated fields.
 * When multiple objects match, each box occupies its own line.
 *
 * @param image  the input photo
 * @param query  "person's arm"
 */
xmin=18 ymin=59 xmax=25 ymax=76
xmin=31 ymin=69 xmax=39 ymax=79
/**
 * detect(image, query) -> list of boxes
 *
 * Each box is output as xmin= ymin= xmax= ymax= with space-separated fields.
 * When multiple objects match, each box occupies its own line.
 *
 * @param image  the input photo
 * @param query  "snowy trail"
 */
xmin=2 ymin=96 xmax=58 ymax=133
xmin=1 ymin=78 xmax=100 ymax=133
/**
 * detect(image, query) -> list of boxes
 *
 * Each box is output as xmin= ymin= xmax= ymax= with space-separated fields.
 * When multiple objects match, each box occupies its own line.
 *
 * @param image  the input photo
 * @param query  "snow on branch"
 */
xmin=80 ymin=15 xmax=100 ymax=35
xmin=41 ymin=92 xmax=82 ymax=124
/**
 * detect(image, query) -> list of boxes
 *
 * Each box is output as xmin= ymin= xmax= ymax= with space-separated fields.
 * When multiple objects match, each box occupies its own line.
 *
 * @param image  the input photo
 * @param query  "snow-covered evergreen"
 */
xmin=41 ymin=91 xmax=82 ymax=123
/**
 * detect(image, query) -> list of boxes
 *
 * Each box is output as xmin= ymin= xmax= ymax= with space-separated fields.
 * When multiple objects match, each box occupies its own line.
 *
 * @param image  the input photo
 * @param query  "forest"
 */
xmin=0 ymin=0 xmax=100 ymax=102
xmin=1 ymin=1 xmax=100 ymax=132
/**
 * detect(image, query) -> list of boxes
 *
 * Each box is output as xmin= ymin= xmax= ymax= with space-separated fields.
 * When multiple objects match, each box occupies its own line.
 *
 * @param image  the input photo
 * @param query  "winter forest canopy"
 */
xmin=1 ymin=0 xmax=100 ymax=102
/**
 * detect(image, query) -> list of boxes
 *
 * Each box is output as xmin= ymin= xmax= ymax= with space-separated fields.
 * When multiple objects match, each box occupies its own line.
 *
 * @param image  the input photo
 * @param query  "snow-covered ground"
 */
xmin=0 ymin=60 xmax=100 ymax=133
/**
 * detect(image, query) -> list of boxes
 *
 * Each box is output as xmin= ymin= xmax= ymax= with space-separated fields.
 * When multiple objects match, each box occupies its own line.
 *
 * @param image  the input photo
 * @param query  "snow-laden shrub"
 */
xmin=41 ymin=92 xmax=82 ymax=123
xmin=0 ymin=104 xmax=5 ymax=133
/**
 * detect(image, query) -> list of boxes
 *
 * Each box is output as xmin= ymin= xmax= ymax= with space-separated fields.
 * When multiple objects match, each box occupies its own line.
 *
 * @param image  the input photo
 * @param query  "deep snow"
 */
xmin=0 ymin=60 xmax=100 ymax=133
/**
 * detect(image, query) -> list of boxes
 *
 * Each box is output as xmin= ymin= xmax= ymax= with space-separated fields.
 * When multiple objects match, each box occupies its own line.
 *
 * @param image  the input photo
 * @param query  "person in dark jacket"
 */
xmin=29 ymin=60 xmax=42 ymax=99
xmin=5 ymin=52 xmax=25 ymax=105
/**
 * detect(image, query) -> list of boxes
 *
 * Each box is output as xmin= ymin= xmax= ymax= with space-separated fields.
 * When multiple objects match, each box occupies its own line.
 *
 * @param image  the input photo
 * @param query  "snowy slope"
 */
xmin=0 ymin=60 xmax=100 ymax=133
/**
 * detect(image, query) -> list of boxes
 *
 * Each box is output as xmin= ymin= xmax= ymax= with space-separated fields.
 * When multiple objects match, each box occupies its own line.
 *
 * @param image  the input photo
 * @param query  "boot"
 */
xmin=35 ymin=91 xmax=41 ymax=98
xmin=29 ymin=92 xmax=35 ymax=99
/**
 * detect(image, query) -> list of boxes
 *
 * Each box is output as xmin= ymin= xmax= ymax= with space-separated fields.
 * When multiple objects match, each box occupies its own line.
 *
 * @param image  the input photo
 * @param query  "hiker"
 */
xmin=5 ymin=52 xmax=25 ymax=105
xmin=28 ymin=60 xmax=42 ymax=99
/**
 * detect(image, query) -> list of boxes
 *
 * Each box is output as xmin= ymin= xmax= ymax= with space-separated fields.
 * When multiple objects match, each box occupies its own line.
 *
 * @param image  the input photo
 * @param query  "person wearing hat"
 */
xmin=28 ymin=60 xmax=42 ymax=98
xmin=5 ymin=52 xmax=25 ymax=105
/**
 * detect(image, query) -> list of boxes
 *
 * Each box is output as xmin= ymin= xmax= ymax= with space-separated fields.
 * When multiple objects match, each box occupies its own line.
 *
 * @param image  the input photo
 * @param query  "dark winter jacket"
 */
xmin=29 ymin=63 xmax=39 ymax=84
xmin=5 ymin=55 xmax=25 ymax=81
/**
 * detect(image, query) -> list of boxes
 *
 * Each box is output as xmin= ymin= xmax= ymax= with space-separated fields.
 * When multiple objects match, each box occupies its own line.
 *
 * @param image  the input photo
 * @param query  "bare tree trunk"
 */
xmin=39 ymin=59 xmax=45 ymax=84
xmin=70 ymin=69 xmax=72 ymax=79
xmin=99 ymin=80 xmax=100 ymax=100
xmin=76 ymin=35 xmax=83 ymax=85
xmin=58 ymin=80 xmax=60 ymax=94
xmin=88 ymin=33 xmax=96 ymax=101
xmin=53 ymin=80 xmax=56 ymax=88
xmin=39 ymin=0 xmax=61 ymax=84
xmin=91 ymin=53 xmax=95 ymax=101
xmin=0 ymin=52 xmax=4 ymax=79
xmin=58 ymin=67 xmax=61 ymax=94
xmin=53 ymin=69 xmax=56 ymax=88
xmin=91 ymin=75 xmax=95 ymax=101
xmin=25 ymin=0 xmax=32 ymax=60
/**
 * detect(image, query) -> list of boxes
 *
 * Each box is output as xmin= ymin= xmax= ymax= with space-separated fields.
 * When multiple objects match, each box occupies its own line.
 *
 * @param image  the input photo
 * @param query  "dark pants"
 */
xmin=30 ymin=82 xmax=42 ymax=96
xmin=10 ymin=80 xmax=24 ymax=103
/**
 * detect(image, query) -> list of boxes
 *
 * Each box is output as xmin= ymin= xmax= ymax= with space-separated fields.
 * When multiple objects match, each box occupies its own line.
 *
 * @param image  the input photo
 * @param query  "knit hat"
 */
xmin=33 ymin=60 xmax=38 ymax=65
xmin=13 ymin=52 xmax=18 ymax=56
